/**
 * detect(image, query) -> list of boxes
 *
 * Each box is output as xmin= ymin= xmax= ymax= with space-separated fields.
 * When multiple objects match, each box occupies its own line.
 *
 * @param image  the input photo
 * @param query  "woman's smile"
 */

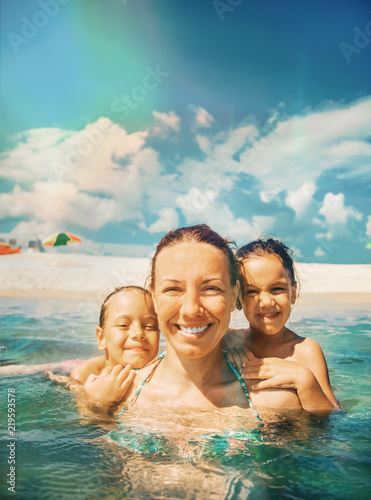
xmin=154 ymin=242 xmax=238 ymax=357
xmin=177 ymin=323 xmax=212 ymax=339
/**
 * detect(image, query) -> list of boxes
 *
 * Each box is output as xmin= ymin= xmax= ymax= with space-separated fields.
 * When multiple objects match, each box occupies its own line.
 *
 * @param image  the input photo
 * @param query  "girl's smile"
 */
xmin=241 ymin=254 xmax=296 ymax=337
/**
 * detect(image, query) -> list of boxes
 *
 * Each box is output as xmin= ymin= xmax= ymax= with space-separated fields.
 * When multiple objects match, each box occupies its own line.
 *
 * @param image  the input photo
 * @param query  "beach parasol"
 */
xmin=43 ymin=232 xmax=81 ymax=247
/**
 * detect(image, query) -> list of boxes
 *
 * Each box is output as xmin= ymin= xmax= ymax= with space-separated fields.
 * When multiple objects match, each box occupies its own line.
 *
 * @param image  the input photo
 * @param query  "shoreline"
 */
xmin=0 ymin=253 xmax=370 ymax=304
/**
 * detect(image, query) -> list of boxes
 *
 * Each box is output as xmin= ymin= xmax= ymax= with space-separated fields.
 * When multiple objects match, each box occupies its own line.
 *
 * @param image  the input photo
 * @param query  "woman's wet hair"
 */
xmin=99 ymin=286 xmax=155 ymax=328
xmin=149 ymin=224 xmax=239 ymax=289
xmin=236 ymin=238 xmax=299 ymax=310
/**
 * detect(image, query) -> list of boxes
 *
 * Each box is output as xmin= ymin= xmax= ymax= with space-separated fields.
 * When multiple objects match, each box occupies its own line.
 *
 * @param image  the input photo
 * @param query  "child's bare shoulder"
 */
xmin=70 ymin=356 xmax=105 ymax=383
xmin=292 ymin=337 xmax=324 ymax=362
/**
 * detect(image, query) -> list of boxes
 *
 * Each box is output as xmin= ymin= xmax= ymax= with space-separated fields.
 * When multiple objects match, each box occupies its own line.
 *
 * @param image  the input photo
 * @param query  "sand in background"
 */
xmin=0 ymin=253 xmax=370 ymax=309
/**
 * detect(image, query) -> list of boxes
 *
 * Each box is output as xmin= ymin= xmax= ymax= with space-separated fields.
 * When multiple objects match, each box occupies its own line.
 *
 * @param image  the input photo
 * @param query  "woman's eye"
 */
xmin=204 ymin=286 xmax=222 ymax=292
xmin=162 ymin=287 xmax=181 ymax=294
xmin=118 ymin=324 xmax=130 ymax=328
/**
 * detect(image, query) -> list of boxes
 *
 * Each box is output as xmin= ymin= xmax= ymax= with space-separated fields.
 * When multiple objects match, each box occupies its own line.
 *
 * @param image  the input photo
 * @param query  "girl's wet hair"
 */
xmin=99 ymin=286 xmax=155 ymax=328
xmin=237 ymin=238 xmax=299 ymax=309
xmin=149 ymin=224 xmax=239 ymax=289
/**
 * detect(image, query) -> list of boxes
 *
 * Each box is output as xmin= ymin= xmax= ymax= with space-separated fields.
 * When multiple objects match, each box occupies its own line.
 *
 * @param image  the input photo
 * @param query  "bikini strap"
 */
xmin=117 ymin=352 xmax=166 ymax=417
xmin=224 ymin=355 xmax=261 ymax=421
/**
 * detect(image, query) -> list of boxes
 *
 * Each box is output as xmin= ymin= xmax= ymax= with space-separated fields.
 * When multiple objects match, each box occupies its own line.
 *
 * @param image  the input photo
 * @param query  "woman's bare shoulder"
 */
xmin=224 ymin=328 xmax=248 ymax=348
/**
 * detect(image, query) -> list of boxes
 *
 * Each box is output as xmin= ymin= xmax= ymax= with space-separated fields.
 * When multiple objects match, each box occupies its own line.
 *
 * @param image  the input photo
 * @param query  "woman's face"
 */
xmin=152 ymin=242 xmax=238 ymax=359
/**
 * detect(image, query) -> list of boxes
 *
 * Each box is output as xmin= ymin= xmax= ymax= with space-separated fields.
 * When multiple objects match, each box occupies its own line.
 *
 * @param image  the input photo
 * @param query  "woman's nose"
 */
xmin=180 ymin=289 xmax=203 ymax=317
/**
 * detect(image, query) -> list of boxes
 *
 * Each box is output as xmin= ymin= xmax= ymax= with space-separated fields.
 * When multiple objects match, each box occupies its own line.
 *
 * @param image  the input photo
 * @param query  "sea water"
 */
xmin=0 ymin=298 xmax=370 ymax=499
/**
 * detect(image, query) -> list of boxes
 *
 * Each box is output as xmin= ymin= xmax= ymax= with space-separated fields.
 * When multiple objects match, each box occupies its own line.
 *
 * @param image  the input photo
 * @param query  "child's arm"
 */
xmin=224 ymin=347 xmax=337 ymax=412
xmin=293 ymin=338 xmax=339 ymax=408
xmin=241 ymin=355 xmax=336 ymax=412
xmin=70 ymin=356 xmax=105 ymax=384
xmin=0 ymin=360 xmax=80 ymax=376
xmin=83 ymin=364 xmax=136 ymax=407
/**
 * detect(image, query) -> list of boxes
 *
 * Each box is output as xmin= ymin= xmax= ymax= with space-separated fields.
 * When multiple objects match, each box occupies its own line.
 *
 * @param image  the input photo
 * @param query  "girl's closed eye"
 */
xmin=144 ymin=323 xmax=158 ymax=330
xmin=271 ymin=286 xmax=287 ymax=293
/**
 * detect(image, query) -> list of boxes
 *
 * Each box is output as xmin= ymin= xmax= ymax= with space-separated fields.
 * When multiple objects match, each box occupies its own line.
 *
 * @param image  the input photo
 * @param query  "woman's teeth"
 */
xmin=179 ymin=325 xmax=209 ymax=334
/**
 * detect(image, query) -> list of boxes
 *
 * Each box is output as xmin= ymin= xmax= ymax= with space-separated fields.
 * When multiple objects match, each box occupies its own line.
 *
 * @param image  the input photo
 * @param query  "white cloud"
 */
xmin=190 ymin=105 xmax=215 ymax=128
xmin=0 ymin=181 xmax=140 ymax=230
xmin=0 ymin=127 xmax=74 ymax=183
xmin=314 ymin=247 xmax=325 ymax=257
xmin=285 ymin=182 xmax=316 ymax=218
xmin=319 ymin=192 xmax=362 ymax=225
xmin=318 ymin=192 xmax=363 ymax=240
xmin=0 ymin=118 xmax=160 ymax=200
xmin=366 ymin=216 xmax=371 ymax=238
xmin=238 ymin=97 xmax=371 ymax=191
xmin=151 ymin=110 xmax=181 ymax=136
xmin=195 ymin=135 xmax=211 ymax=154
xmin=144 ymin=207 xmax=179 ymax=234
xmin=1 ymin=97 xmax=370 ymax=252
xmin=260 ymin=189 xmax=281 ymax=203
xmin=176 ymin=187 xmax=274 ymax=243
xmin=312 ymin=217 xmax=325 ymax=227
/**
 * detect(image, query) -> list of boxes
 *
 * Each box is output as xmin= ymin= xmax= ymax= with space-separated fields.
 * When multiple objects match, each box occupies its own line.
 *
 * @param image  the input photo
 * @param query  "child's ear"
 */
xmin=291 ymin=282 xmax=298 ymax=305
xmin=96 ymin=326 xmax=106 ymax=352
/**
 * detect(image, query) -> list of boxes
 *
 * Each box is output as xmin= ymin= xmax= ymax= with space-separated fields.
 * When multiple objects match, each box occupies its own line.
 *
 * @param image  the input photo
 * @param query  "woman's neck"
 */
xmin=160 ymin=343 xmax=228 ymax=391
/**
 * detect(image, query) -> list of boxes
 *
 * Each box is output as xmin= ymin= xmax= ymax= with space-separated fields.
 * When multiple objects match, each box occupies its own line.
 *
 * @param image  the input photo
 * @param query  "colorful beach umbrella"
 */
xmin=42 ymin=232 xmax=81 ymax=247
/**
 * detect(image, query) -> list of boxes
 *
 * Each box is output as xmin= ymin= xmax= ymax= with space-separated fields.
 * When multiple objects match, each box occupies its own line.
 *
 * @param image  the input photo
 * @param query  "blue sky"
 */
xmin=0 ymin=0 xmax=370 ymax=263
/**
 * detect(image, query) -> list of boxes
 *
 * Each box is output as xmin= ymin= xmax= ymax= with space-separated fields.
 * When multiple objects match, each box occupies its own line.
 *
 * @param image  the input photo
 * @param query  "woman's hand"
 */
xmin=84 ymin=364 xmax=135 ymax=406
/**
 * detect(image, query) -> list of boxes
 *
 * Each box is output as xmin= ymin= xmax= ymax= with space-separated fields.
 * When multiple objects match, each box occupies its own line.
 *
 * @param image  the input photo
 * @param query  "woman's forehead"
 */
xmin=156 ymin=242 xmax=228 ymax=277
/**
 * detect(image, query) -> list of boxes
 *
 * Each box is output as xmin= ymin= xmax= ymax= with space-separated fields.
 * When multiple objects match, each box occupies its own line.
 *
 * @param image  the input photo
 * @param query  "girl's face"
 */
xmin=97 ymin=291 xmax=159 ymax=369
xmin=152 ymin=242 xmax=239 ymax=359
xmin=241 ymin=255 xmax=296 ymax=337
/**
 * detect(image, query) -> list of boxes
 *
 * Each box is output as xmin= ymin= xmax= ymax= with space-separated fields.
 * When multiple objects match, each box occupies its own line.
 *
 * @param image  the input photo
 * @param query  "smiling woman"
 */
xmin=115 ymin=225 xmax=335 ymax=422
xmin=118 ymin=224 xmax=254 ymax=413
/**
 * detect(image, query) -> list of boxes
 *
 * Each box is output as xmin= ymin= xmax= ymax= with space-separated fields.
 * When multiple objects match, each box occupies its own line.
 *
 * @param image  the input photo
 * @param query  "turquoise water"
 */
xmin=0 ymin=298 xmax=370 ymax=499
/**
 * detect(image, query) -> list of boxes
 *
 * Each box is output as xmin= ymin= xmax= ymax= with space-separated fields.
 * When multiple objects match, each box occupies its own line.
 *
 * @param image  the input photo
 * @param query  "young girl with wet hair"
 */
xmin=225 ymin=238 xmax=339 ymax=409
xmin=1 ymin=286 xmax=160 ymax=406
xmin=69 ymin=286 xmax=159 ymax=405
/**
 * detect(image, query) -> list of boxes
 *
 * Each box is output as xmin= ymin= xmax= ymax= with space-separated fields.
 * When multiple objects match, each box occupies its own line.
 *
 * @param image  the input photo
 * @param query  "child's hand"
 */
xmin=241 ymin=357 xmax=312 ymax=391
xmin=84 ymin=364 xmax=135 ymax=406
xmin=222 ymin=347 xmax=256 ymax=372
xmin=242 ymin=357 xmax=336 ymax=411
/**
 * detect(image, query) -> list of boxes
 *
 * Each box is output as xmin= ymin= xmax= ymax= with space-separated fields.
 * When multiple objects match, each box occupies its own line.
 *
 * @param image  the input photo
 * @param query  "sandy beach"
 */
xmin=0 ymin=253 xmax=370 ymax=309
